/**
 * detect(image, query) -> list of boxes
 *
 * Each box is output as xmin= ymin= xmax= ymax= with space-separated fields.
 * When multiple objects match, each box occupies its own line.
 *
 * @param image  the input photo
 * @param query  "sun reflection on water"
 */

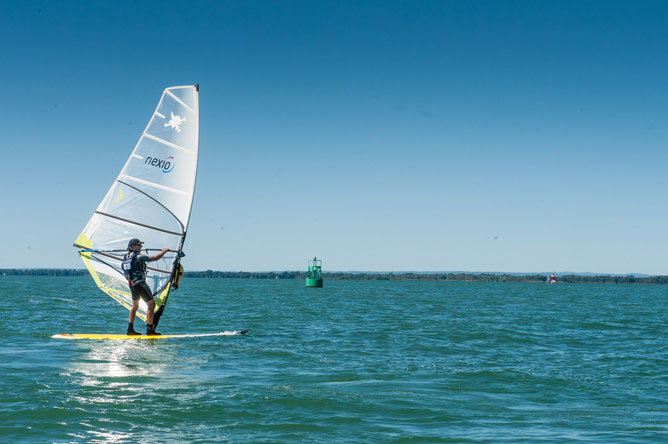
xmin=60 ymin=340 xmax=188 ymax=443
xmin=69 ymin=340 xmax=176 ymax=379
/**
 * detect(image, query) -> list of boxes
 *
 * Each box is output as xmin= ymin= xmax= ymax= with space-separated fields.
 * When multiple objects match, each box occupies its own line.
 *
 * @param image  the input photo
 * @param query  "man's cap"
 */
xmin=128 ymin=238 xmax=144 ymax=248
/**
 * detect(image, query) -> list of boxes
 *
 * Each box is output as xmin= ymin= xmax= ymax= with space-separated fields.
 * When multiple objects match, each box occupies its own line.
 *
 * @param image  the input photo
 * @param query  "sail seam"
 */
xmin=165 ymin=90 xmax=195 ymax=113
xmin=142 ymin=133 xmax=194 ymax=154
xmin=119 ymin=174 xmax=191 ymax=197
xmin=116 ymin=180 xmax=185 ymax=231
xmin=95 ymin=211 xmax=184 ymax=236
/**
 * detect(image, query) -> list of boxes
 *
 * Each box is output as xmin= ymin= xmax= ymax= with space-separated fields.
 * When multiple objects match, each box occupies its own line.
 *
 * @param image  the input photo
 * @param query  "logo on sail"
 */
xmin=113 ymin=187 xmax=124 ymax=203
xmin=145 ymin=155 xmax=175 ymax=173
xmin=164 ymin=112 xmax=186 ymax=133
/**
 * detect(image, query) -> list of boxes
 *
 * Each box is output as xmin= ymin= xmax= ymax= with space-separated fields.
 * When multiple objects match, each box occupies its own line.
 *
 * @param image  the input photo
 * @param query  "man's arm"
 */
xmin=150 ymin=248 xmax=170 ymax=262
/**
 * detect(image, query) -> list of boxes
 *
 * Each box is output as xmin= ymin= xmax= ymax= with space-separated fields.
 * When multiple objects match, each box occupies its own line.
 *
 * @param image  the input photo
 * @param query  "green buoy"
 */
xmin=306 ymin=257 xmax=323 ymax=288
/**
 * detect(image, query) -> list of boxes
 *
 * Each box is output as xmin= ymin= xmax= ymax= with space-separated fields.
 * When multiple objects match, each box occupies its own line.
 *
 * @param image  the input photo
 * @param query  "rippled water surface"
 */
xmin=2 ymin=276 xmax=668 ymax=443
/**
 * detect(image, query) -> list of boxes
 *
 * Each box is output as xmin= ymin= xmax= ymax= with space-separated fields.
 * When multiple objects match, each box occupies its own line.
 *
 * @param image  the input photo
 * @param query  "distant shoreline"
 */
xmin=3 ymin=269 xmax=668 ymax=284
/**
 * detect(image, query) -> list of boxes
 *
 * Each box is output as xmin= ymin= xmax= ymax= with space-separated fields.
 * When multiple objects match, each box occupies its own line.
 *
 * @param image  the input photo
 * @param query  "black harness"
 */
xmin=122 ymin=252 xmax=147 ymax=285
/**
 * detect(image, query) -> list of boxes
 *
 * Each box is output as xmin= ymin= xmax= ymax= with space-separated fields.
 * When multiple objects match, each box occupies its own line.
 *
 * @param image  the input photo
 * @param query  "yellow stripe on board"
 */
xmin=52 ymin=332 xmax=245 ymax=340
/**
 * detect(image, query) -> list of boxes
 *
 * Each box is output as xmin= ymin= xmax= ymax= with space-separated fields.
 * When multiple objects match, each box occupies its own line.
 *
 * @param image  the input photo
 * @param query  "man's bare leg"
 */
xmin=127 ymin=300 xmax=141 ymax=335
xmin=129 ymin=300 xmax=139 ymax=324
xmin=146 ymin=300 xmax=155 ymax=325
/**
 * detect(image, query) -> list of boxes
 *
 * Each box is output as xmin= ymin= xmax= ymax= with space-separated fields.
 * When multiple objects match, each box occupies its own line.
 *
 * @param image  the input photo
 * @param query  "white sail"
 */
xmin=74 ymin=85 xmax=199 ymax=323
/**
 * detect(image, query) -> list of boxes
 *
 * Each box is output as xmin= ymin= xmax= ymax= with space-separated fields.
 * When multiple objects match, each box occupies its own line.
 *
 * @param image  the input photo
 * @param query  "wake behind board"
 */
xmin=52 ymin=331 xmax=247 ymax=340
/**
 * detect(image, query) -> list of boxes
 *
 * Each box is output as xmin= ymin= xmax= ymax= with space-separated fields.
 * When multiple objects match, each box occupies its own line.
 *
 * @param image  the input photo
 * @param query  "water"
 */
xmin=2 ymin=276 xmax=668 ymax=443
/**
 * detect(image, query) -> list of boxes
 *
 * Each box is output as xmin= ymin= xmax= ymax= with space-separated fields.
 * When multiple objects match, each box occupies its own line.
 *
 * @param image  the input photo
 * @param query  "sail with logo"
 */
xmin=74 ymin=85 xmax=199 ymax=326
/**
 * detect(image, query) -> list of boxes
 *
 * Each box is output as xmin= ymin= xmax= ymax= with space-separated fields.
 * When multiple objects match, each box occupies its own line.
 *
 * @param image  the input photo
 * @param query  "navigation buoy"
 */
xmin=306 ymin=257 xmax=323 ymax=288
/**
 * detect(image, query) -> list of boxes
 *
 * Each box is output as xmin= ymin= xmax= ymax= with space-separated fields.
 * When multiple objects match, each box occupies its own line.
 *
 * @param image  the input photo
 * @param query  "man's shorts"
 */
xmin=130 ymin=281 xmax=154 ymax=303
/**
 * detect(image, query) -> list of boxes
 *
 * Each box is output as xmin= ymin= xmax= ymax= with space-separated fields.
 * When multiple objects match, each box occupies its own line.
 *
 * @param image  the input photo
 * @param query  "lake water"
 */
xmin=2 ymin=276 xmax=668 ymax=443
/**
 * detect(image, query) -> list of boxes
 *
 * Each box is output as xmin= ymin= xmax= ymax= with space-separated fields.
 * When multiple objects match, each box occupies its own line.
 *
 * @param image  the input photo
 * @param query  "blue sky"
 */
xmin=2 ymin=1 xmax=668 ymax=273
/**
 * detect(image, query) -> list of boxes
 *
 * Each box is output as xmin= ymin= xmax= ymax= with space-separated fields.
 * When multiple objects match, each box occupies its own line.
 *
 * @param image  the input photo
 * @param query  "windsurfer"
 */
xmin=122 ymin=238 xmax=169 ymax=335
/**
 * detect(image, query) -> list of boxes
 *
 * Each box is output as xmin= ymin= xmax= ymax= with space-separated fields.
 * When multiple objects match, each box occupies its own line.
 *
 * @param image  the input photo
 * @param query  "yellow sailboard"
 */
xmin=52 ymin=331 xmax=246 ymax=340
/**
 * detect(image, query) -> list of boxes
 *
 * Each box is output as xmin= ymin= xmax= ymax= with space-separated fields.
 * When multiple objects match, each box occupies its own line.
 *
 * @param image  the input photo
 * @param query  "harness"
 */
xmin=122 ymin=252 xmax=147 ymax=285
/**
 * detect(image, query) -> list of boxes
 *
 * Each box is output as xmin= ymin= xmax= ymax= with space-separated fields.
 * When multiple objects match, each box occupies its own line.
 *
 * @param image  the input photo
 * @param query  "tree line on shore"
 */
xmin=3 ymin=269 xmax=668 ymax=284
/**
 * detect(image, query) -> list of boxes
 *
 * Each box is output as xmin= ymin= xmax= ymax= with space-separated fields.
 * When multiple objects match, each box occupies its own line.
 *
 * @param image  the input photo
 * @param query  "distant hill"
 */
xmin=333 ymin=271 xmax=654 ymax=278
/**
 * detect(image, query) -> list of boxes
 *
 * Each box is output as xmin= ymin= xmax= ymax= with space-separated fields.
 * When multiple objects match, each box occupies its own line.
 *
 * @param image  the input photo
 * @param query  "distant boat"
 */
xmin=547 ymin=273 xmax=556 ymax=284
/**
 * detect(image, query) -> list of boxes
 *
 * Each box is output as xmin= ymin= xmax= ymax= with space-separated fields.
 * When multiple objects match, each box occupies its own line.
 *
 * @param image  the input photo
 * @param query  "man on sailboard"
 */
xmin=122 ymin=238 xmax=169 ymax=335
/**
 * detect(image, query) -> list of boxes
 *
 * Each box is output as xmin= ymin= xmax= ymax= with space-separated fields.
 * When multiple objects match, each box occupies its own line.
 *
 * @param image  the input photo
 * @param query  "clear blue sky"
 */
xmin=2 ymin=0 xmax=668 ymax=274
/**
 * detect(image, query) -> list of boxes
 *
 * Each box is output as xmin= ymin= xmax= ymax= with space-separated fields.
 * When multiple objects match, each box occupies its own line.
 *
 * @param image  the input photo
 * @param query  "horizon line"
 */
xmin=0 ymin=268 xmax=660 ymax=277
